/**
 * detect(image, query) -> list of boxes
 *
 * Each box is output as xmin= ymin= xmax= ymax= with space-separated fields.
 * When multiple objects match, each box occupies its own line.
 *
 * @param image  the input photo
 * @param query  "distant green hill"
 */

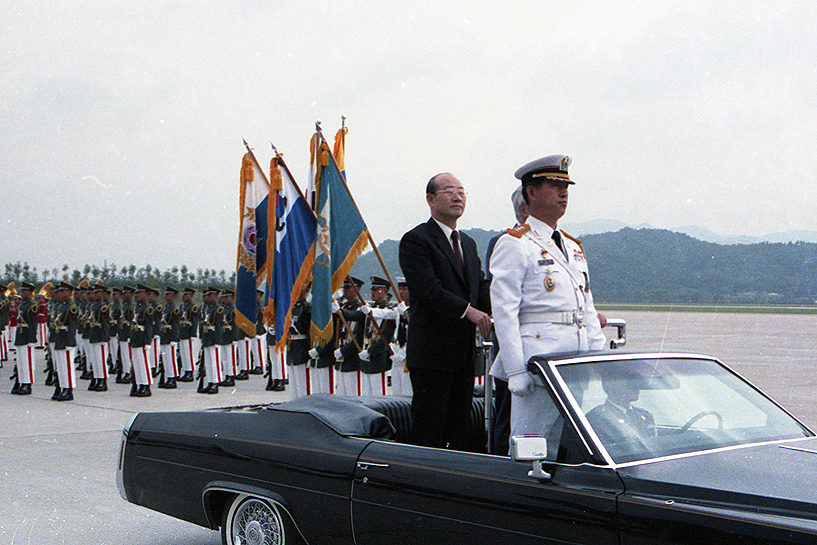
xmin=352 ymin=227 xmax=817 ymax=305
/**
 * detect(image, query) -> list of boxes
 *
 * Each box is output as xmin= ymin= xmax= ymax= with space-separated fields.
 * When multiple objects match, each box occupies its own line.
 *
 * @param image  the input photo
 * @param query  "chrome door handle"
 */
xmin=357 ymin=462 xmax=390 ymax=470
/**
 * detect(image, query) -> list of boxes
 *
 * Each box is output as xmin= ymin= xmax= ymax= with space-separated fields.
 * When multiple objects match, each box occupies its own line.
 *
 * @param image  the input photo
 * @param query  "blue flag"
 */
xmin=310 ymin=138 xmax=369 ymax=344
xmin=268 ymin=156 xmax=316 ymax=350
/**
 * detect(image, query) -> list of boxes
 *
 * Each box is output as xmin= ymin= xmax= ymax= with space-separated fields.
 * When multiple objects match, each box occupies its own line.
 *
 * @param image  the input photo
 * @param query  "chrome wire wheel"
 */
xmin=225 ymin=495 xmax=285 ymax=545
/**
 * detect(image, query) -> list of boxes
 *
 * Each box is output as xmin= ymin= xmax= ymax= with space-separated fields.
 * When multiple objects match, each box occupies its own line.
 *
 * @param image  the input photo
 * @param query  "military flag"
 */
xmin=310 ymin=133 xmax=369 ymax=344
xmin=267 ymin=152 xmax=317 ymax=351
xmin=235 ymin=148 xmax=272 ymax=336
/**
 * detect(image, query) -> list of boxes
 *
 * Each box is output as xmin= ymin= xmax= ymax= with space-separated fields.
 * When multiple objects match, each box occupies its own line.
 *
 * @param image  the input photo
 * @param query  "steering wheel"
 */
xmin=678 ymin=411 xmax=724 ymax=434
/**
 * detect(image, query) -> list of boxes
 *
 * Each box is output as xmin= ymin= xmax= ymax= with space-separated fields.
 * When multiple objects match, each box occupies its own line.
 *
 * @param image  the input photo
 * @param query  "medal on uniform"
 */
xmin=544 ymin=276 xmax=555 ymax=291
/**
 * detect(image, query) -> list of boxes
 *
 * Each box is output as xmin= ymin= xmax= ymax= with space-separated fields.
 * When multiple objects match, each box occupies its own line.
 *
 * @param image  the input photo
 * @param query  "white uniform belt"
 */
xmin=289 ymin=334 xmax=307 ymax=340
xmin=519 ymin=311 xmax=586 ymax=326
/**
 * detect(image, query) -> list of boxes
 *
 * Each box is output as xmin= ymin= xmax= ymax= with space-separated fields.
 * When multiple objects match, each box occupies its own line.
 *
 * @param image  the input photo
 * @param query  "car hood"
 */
xmin=617 ymin=436 xmax=817 ymax=520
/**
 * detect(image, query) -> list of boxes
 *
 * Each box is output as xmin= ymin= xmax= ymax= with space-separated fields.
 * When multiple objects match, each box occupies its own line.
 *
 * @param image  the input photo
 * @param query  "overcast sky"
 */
xmin=3 ymin=1 xmax=816 ymax=274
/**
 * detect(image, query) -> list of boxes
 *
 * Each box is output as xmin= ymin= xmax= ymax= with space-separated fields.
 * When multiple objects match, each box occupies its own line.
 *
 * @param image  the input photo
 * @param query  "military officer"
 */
xmin=490 ymin=155 xmax=606 ymax=442
xmin=307 ymin=284 xmax=337 ymax=395
xmin=12 ymin=282 xmax=39 ymax=395
xmin=87 ymin=283 xmax=111 ymax=392
xmin=36 ymin=290 xmax=49 ymax=348
xmin=51 ymin=282 xmax=79 ymax=401
xmin=76 ymin=282 xmax=92 ymax=378
xmin=198 ymin=287 xmax=223 ymax=394
xmin=178 ymin=287 xmax=199 ymax=382
xmin=334 ymin=277 xmax=366 ymax=396
xmin=158 ymin=286 xmax=181 ymax=388
xmin=6 ymin=285 xmax=20 ymax=365
xmin=128 ymin=284 xmax=154 ymax=397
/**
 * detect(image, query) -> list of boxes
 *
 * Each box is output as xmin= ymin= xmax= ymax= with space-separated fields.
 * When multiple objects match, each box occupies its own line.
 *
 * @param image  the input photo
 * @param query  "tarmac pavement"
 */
xmin=0 ymin=348 xmax=289 ymax=545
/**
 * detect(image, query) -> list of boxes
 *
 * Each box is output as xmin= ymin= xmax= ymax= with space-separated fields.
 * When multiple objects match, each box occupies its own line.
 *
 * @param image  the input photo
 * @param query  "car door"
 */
xmin=351 ymin=439 xmax=622 ymax=545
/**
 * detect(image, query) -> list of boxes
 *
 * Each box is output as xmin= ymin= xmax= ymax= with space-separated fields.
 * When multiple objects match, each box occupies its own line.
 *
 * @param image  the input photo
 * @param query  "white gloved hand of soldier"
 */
xmin=331 ymin=300 xmax=340 ymax=313
xmin=308 ymin=348 xmax=319 ymax=359
xmin=334 ymin=348 xmax=344 ymax=361
xmin=305 ymin=292 xmax=312 ymax=304
xmin=358 ymin=350 xmax=370 ymax=361
xmin=508 ymin=371 xmax=534 ymax=397
xmin=396 ymin=301 xmax=408 ymax=314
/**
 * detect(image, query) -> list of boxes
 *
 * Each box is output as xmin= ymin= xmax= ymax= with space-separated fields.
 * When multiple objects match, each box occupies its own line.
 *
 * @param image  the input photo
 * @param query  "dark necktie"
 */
xmin=451 ymin=231 xmax=465 ymax=275
xmin=551 ymin=230 xmax=567 ymax=260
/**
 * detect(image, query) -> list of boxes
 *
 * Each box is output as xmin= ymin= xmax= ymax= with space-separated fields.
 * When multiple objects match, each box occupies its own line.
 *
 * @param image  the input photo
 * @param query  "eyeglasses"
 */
xmin=432 ymin=188 xmax=467 ymax=198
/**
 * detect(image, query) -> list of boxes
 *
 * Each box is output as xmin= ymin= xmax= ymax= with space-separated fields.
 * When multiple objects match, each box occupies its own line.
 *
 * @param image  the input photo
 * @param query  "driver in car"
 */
xmin=586 ymin=366 xmax=656 ymax=454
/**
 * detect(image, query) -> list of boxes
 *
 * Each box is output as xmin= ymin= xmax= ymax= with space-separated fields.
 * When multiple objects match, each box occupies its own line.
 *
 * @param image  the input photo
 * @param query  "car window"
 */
xmin=556 ymin=358 xmax=811 ymax=464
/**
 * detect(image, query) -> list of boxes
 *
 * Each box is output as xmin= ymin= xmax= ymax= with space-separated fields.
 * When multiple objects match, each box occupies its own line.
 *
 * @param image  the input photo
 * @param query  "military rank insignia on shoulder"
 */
xmin=506 ymin=224 xmax=531 ymax=238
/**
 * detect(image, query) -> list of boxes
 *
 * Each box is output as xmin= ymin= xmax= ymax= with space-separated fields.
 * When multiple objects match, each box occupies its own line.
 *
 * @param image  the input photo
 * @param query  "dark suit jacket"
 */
xmin=399 ymin=218 xmax=490 ymax=372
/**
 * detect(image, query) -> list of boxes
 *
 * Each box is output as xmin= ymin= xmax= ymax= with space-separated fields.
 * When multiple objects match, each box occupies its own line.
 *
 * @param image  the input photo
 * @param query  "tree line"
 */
xmin=2 ymin=262 xmax=237 ymax=292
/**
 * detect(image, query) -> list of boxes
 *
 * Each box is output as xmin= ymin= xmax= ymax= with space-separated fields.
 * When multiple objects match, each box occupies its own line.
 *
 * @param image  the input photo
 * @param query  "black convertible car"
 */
xmin=118 ymin=352 xmax=817 ymax=544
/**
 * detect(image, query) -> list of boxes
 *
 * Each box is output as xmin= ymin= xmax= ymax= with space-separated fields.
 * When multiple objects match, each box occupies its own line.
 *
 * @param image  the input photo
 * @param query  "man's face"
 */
xmin=371 ymin=286 xmax=387 ymax=303
xmin=526 ymin=180 xmax=569 ymax=228
xmin=182 ymin=292 xmax=193 ymax=303
xmin=112 ymin=292 xmax=121 ymax=302
xmin=397 ymin=285 xmax=409 ymax=304
xmin=134 ymin=291 xmax=147 ymax=303
xmin=427 ymin=174 xmax=466 ymax=225
xmin=342 ymin=284 xmax=358 ymax=301
xmin=147 ymin=292 xmax=157 ymax=302
xmin=165 ymin=293 xmax=175 ymax=303
xmin=21 ymin=288 xmax=33 ymax=300
xmin=122 ymin=292 xmax=133 ymax=302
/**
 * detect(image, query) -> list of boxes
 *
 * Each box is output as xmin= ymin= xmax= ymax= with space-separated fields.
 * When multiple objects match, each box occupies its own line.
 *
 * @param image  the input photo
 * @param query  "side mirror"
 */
xmin=606 ymin=318 xmax=626 ymax=349
xmin=510 ymin=436 xmax=551 ymax=481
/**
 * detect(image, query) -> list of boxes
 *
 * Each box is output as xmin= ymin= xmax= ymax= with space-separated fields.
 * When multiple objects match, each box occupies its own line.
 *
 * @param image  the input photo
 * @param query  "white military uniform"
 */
xmin=489 ymin=215 xmax=606 ymax=439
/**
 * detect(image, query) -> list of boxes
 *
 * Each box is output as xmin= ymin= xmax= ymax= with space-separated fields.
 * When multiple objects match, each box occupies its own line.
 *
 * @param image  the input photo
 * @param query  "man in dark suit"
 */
xmin=399 ymin=172 xmax=491 ymax=449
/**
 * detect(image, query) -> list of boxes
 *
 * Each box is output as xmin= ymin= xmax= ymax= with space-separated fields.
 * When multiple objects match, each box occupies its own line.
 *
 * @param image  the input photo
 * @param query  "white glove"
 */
xmin=331 ymin=300 xmax=340 ymax=313
xmin=359 ymin=303 xmax=371 ymax=314
xmin=308 ymin=348 xmax=319 ymax=359
xmin=334 ymin=348 xmax=344 ymax=361
xmin=397 ymin=301 xmax=408 ymax=314
xmin=333 ymin=289 xmax=344 ymax=299
xmin=508 ymin=372 xmax=534 ymax=397
xmin=305 ymin=292 xmax=312 ymax=304
xmin=358 ymin=350 xmax=370 ymax=361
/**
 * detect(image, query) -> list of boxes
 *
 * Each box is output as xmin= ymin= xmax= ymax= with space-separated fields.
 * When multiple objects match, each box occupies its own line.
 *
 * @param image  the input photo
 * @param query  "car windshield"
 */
xmin=555 ymin=357 xmax=812 ymax=464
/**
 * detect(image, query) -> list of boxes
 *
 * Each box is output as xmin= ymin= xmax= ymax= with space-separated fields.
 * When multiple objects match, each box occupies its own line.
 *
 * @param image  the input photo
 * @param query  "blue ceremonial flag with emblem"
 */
xmin=310 ymin=135 xmax=369 ymax=344
xmin=268 ymin=154 xmax=317 ymax=350
xmin=235 ymin=150 xmax=271 ymax=336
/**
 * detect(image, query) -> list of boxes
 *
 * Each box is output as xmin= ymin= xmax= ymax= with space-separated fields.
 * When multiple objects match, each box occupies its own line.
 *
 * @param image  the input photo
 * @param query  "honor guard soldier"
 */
xmin=145 ymin=287 xmax=161 ymax=376
xmin=0 ymin=285 xmax=10 ymax=363
xmin=12 ymin=282 xmax=39 ymax=395
xmin=490 ymin=155 xmax=607 ymax=443
xmin=198 ymin=287 xmax=223 ymax=394
xmin=36 ymin=289 xmax=49 ymax=348
xmin=87 ymin=283 xmax=111 ymax=392
xmin=357 ymin=276 xmax=397 ymax=396
xmin=389 ymin=277 xmax=412 ymax=396
xmin=128 ymin=284 xmax=154 ymax=397
xmin=233 ymin=304 xmax=250 ymax=383
xmin=158 ymin=287 xmax=181 ymax=388
xmin=107 ymin=287 xmax=122 ymax=374
xmin=7 ymin=286 xmax=20 ymax=365
xmin=76 ymin=281 xmax=92 ymax=378
xmin=286 ymin=283 xmax=312 ymax=398
xmin=249 ymin=289 xmax=266 ymax=376
xmin=307 ymin=283 xmax=337 ymax=394
xmin=217 ymin=289 xmax=238 ymax=387
xmin=177 ymin=287 xmax=199 ymax=382
xmin=51 ymin=282 xmax=80 ymax=401
xmin=116 ymin=286 xmax=135 ymax=383
xmin=334 ymin=277 xmax=366 ymax=396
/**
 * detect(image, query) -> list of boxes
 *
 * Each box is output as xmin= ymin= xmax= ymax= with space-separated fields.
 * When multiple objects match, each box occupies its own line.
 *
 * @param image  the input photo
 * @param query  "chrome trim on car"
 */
xmin=116 ymin=413 xmax=139 ymax=501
